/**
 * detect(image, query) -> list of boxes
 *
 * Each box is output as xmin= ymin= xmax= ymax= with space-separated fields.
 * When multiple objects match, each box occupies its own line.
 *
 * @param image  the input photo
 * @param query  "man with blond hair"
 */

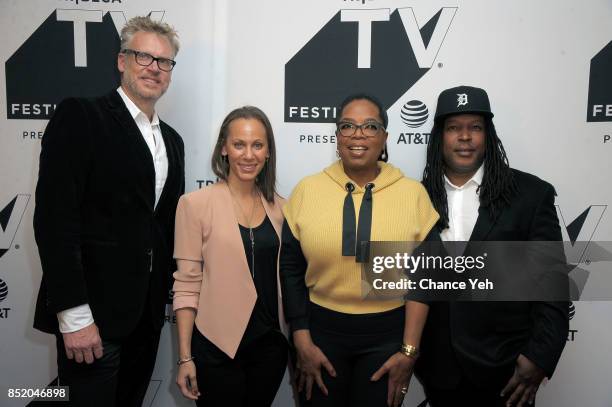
xmin=34 ymin=16 xmax=185 ymax=406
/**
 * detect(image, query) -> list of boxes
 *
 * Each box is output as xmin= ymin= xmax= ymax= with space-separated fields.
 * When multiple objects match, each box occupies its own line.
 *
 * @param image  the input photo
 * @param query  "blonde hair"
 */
xmin=120 ymin=16 xmax=180 ymax=56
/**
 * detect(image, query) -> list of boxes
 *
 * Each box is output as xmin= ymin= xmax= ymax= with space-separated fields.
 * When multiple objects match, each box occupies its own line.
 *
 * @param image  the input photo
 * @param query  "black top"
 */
xmin=279 ymin=220 xmax=309 ymax=332
xmin=194 ymin=215 xmax=280 ymax=362
xmin=239 ymin=215 xmax=281 ymax=340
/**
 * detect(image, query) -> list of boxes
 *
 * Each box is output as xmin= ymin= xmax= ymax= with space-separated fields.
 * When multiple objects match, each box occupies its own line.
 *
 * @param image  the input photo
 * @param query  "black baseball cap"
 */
xmin=434 ymin=85 xmax=494 ymax=121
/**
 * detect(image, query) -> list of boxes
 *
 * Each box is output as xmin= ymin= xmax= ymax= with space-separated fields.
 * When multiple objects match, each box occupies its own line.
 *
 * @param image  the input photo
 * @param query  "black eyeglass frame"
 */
xmin=336 ymin=121 xmax=386 ymax=138
xmin=121 ymin=48 xmax=176 ymax=72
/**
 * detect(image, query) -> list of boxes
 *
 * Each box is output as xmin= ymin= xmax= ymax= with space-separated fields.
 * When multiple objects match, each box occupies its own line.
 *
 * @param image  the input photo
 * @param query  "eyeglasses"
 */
xmin=336 ymin=121 xmax=385 ymax=138
xmin=121 ymin=49 xmax=176 ymax=72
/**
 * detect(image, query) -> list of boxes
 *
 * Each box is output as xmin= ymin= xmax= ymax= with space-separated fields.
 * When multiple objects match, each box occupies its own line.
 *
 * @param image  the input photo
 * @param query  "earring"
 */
xmin=336 ymin=149 xmax=340 ymax=158
xmin=380 ymin=144 xmax=388 ymax=162
xmin=222 ymin=154 xmax=228 ymax=162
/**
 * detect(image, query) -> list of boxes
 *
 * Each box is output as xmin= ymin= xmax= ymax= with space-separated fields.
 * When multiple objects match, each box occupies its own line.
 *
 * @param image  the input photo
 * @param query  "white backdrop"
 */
xmin=1 ymin=0 xmax=611 ymax=406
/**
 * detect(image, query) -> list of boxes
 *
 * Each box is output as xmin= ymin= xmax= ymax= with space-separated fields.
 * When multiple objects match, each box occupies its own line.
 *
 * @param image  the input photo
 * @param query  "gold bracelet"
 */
xmin=177 ymin=356 xmax=195 ymax=366
xmin=400 ymin=343 xmax=419 ymax=359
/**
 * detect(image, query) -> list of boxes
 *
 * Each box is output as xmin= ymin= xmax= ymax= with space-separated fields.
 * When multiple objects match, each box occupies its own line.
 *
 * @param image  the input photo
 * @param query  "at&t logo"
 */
xmin=568 ymin=302 xmax=577 ymax=342
xmin=0 ymin=279 xmax=7 ymax=303
xmin=400 ymin=100 xmax=429 ymax=128
xmin=0 ymin=279 xmax=10 ymax=319
xmin=397 ymin=99 xmax=430 ymax=145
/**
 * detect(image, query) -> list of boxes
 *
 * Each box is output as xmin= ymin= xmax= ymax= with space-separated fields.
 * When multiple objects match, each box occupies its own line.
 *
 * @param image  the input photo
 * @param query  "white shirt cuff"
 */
xmin=57 ymin=304 xmax=95 ymax=333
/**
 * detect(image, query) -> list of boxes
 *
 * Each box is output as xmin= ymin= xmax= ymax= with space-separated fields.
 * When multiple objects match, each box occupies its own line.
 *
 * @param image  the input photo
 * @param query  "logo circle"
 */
xmin=0 ymin=279 xmax=7 ymax=303
xmin=400 ymin=100 xmax=429 ymax=128
xmin=569 ymin=302 xmax=575 ymax=320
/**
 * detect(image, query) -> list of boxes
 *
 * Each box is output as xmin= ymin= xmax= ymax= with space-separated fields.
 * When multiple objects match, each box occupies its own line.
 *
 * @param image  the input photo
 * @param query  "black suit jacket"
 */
xmin=33 ymin=90 xmax=185 ymax=340
xmin=416 ymin=169 xmax=569 ymax=390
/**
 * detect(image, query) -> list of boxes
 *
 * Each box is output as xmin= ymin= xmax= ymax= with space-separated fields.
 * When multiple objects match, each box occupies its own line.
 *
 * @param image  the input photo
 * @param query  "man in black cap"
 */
xmin=416 ymin=86 xmax=568 ymax=406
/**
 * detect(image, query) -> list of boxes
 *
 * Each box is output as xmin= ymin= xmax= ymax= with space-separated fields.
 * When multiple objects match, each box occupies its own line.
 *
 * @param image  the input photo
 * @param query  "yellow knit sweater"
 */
xmin=283 ymin=161 xmax=439 ymax=314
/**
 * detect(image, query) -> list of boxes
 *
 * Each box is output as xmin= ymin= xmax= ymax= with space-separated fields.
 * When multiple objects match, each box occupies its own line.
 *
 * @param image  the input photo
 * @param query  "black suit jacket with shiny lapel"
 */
xmin=33 ymin=90 xmax=185 ymax=340
xmin=416 ymin=169 xmax=569 ymax=390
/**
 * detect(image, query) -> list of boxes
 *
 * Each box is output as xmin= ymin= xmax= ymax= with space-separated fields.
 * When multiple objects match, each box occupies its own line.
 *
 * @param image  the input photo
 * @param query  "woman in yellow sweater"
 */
xmin=280 ymin=94 xmax=438 ymax=407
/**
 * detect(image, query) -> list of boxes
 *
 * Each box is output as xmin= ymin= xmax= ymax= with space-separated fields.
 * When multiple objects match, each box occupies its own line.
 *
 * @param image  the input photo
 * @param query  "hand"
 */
xmin=501 ymin=354 xmax=546 ymax=406
xmin=176 ymin=360 xmax=200 ymax=400
xmin=62 ymin=323 xmax=103 ymax=364
xmin=293 ymin=330 xmax=336 ymax=400
xmin=371 ymin=352 xmax=415 ymax=407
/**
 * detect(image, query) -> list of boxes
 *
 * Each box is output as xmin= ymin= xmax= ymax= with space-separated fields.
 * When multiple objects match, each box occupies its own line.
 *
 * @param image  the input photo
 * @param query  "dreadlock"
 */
xmin=422 ymin=116 xmax=518 ymax=229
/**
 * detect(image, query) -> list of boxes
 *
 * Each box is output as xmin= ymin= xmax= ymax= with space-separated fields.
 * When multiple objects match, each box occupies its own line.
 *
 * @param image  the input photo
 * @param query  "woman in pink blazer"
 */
xmin=173 ymin=106 xmax=288 ymax=406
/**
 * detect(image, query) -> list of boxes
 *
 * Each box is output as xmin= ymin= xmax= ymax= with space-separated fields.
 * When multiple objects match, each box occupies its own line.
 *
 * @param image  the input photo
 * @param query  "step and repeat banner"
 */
xmin=1 ymin=0 xmax=611 ymax=406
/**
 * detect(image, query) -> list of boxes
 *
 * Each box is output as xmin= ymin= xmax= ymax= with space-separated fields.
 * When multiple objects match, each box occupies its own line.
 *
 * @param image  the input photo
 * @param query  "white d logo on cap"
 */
xmin=457 ymin=93 xmax=468 ymax=107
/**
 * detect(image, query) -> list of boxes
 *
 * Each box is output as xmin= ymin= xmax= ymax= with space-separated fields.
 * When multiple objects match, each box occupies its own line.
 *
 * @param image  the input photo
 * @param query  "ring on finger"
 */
xmin=400 ymin=386 xmax=408 ymax=395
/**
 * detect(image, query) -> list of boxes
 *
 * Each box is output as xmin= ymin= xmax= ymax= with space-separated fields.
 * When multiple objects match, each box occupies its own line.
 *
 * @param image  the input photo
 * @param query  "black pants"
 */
xmin=55 ymin=313 xmax=161 ymax=407
xmin=192 ymin=328 xmax=288 ymax=407
xmin=424 ymin=376 xmax=521 ymax=407
xmin=299 ymin=303 xmax=405 ymax=407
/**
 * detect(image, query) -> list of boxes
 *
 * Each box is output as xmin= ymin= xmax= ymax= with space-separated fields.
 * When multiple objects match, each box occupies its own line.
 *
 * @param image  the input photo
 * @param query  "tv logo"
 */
xmin=555 ymin=204 xmax=606 ymax=264
xmin=0 ymin=195 xmax=30 ymax=259
xmin=285 ymin=7 xmax=457 ymax=123
xmin=586 ymin=40 xmax=612 ymax=122
xmin=6 ymin=9 xmax=166 ymax=120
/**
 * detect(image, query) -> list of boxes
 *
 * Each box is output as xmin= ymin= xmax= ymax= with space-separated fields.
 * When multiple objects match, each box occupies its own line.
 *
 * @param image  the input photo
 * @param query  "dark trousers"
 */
xmin=192 ymin=329 xmax=288 ymax=407
xmin=299 ymin=303 xmax=404 ymax=407
xmin=423 ymin=376 xmax=522 ymax=407
xmin=55 ymin=313 xmax=161 ymax=407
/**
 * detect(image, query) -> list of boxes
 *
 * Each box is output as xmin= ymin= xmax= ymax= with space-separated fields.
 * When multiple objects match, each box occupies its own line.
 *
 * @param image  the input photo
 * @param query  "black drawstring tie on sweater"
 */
xmin=356 ymin=183 xmax=374 ymax=262
xmin=341 ymin=182 xmax=374 ymax=263
xmin=342 ymin=183 xmax=356 ymax=256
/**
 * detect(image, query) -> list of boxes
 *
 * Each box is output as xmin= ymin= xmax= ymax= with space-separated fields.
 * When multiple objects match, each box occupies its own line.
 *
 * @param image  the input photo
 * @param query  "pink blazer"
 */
xmin=172 ymin=181 xmax=287 ymax=358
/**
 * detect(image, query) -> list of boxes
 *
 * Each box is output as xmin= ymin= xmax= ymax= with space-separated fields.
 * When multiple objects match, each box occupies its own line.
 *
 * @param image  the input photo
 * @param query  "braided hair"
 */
xmin=422 ymin=116 xmax=518 ymax=229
